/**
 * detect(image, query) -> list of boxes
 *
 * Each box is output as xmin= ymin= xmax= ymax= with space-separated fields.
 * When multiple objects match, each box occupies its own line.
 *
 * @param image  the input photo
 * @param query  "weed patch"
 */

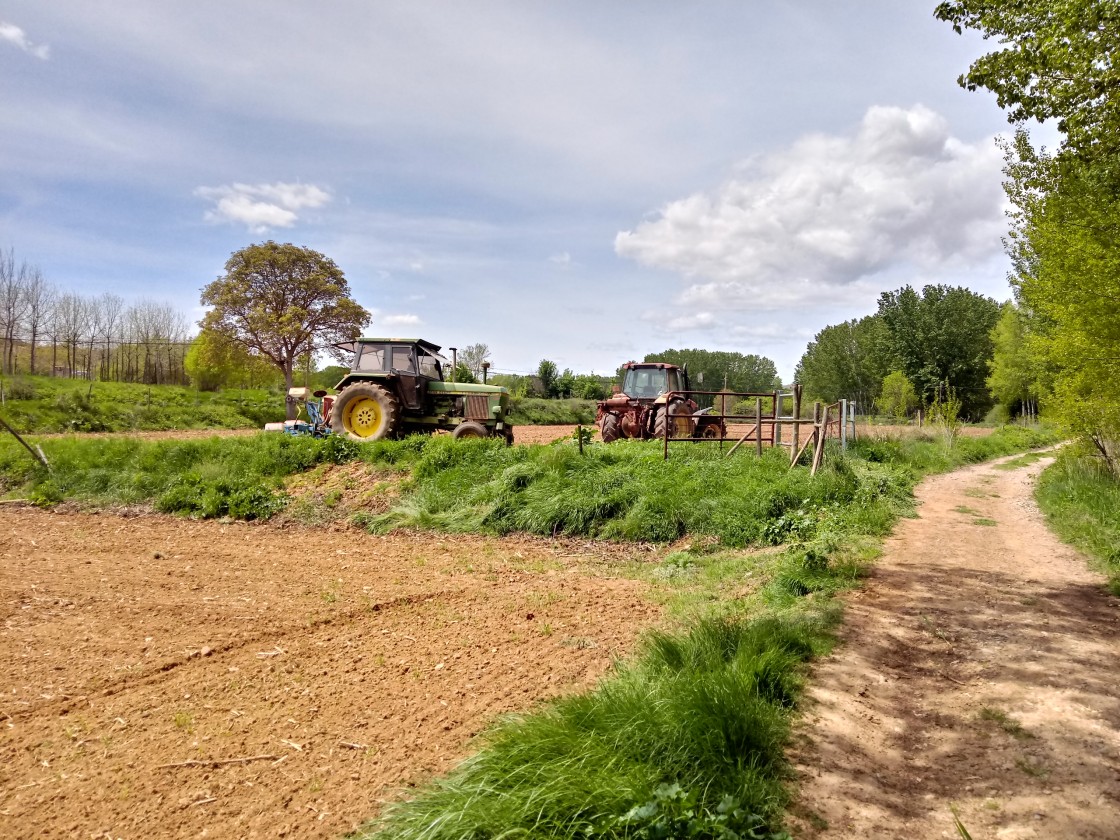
xmin=1036 ymin=449 xmax=1120 ymax=594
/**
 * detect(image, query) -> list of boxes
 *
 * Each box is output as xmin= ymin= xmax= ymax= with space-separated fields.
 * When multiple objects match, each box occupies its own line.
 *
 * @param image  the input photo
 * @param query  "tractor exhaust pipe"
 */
xmin=449 ymin=347 xmax=458 ymax=382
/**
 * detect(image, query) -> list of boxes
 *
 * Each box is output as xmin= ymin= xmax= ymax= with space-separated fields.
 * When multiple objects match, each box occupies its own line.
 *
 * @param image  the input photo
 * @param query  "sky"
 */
xmin=0 ymin=2 xmax=1043 ymax=381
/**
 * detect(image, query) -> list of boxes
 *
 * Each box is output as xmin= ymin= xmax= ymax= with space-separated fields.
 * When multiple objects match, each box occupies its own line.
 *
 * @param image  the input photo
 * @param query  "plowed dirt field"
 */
xmin=0 ymin=509 xmax=660 ymax=839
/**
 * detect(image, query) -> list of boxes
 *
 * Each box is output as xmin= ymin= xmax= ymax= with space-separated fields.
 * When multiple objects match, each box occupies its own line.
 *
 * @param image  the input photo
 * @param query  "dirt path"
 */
xmin=0 ymin=510 xmax=659 ymax=839
xmin=789 ymin=454 xmax=1120 ymax=838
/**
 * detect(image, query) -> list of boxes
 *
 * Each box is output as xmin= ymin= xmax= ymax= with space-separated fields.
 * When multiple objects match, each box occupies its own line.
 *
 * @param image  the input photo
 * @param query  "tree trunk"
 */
xmin=284 ymin=360 xmax=296 ymax=419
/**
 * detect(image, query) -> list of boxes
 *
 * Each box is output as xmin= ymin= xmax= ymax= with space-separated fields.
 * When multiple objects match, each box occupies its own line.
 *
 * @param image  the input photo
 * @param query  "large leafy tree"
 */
xmin=986 ymin=302 xmax=1044 ymax=417
xmin=876 ymin=285 xmax=1001 ymax=418
xmin=200 ymin=242 xmax=370 ymax=417
xmin=794 ymin=315 xmax=893 ymax=409
xmin=934 ymin=0 xmax=1120 ymax=156
xmin=939 ymin=4 xmax=1120 ymax=469
xmin=1005 ymin=147 xmax=1120 ymax=470
xmin=184 ymin=327 xmax=281 ymax=391
xmin=642 ymin=348 xmax=781 ymax=394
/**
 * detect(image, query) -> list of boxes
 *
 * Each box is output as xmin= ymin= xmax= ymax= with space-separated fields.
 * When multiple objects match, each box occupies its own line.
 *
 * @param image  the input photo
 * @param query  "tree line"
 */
xmin=796 ymin=284 xmax=1002 ymax=420
xmin=0 ymin=248 xmax=192 ymax=384
xmin=935 ymin=0 xmax=1120 ymax=475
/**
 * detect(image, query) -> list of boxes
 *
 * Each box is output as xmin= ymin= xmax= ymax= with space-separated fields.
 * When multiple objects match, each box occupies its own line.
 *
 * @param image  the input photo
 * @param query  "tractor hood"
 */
xmin=428 ymin=381 xmax=508 ymax=395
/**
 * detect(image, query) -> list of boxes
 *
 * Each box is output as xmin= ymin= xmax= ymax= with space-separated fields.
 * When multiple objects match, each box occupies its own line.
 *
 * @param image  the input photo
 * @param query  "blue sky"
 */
xmin=1 ymin=2 xmax=1040 ymax=380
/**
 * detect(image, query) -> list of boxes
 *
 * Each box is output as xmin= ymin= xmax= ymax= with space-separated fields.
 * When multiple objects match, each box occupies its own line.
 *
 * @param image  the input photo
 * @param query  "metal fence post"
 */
xmin=840 ymin=398 xmax=848 ymax=450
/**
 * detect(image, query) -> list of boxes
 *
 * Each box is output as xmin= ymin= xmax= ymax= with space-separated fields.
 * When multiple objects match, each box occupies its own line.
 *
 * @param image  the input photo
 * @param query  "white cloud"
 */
xmin=615 ymin=105 xmax=1007 ymax=311
xmin=0 ymin=21 xmax=49 ymax=59
xmin=549 ymin=251 xmax=572 ymax=266
xmin=382 ymin=314 xmax=421 ymax=328
xmin=194 ymin=181 xmax=331 ymax=233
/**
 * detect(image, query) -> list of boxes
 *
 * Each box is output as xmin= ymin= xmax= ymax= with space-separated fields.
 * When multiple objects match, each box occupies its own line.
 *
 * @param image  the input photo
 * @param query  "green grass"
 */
xmin=1036 ymin=448 xmax=1120 ymax=595
xmin=0 ymin=374 xmax=284 ymax=433
xmin=0 ymin=432 xmax=362 ymax=518
xmin=509 ymin=397 xmax=598 ymax=426
xmin=978 ymin=707 xmax=1033 ymax=740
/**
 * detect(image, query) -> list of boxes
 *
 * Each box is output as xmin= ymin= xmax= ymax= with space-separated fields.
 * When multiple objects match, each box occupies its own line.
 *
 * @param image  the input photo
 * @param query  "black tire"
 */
xmin=600 ymin=413 xmax=620 ymax=443
xmin=654 ymin=401 xmax=692 ymax=439
xmin=696 ymin=419 xmax=724 ymax=439
xmin=330 ymin=382 xmax=400 ymax=441
xmin=453 ymin=421 xmax=489 ymax=439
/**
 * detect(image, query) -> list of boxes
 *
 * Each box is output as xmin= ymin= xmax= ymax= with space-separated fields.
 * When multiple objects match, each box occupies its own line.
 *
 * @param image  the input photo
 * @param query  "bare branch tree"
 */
xmin=0 ymin=249 xmax=31 ymax=374
xmin=21 ymin=267 xmax=54 ymax=375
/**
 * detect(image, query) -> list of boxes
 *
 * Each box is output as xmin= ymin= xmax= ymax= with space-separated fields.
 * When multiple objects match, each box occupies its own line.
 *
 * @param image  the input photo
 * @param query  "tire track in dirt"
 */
xmin=788 ymin=454 xmax=1120 ymax=838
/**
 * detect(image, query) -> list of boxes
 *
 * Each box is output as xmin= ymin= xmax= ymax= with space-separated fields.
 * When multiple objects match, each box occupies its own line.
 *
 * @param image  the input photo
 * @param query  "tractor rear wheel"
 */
xmin=453 ymin=421 xmax=489 ymax=439
xmin=653 ymin=401 xmax=692 ymax=439
xmin=600 ymin=413 xmax=620 ymax=443
xmin=331 ymin=382 xmax=400 ymax=441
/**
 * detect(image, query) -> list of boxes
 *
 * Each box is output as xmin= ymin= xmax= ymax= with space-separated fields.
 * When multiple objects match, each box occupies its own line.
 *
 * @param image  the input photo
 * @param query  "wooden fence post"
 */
xmin=790 ymin=385 xmax=802 ymax=466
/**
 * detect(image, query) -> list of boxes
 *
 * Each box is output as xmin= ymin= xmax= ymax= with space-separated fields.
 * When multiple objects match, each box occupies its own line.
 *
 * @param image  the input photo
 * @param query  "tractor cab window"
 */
xmin=665 ymin=369 xmax=682 ymax=394
xmin=416 ymin=347 xmax=443 ymax=380
xmin=390 ymin=345 xmax=416 ymax=373
xmin=356 ymin=344 xmax=387 ymax=372
xmin=623 ymin=367 xmax=669 ymax=398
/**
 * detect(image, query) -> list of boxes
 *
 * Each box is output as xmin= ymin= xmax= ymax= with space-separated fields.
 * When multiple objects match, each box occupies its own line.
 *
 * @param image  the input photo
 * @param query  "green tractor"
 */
xmin=328 ymin=338 xmax=514 ymax=443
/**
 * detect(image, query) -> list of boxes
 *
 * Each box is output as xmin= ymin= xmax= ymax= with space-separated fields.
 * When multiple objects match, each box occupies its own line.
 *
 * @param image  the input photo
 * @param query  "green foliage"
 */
xmin=929 ymin=383 xmax=964 ymax=447
xmin=184 ymin=328 xmax=281 ymax=391
xmin=509 ymin=397 xmax=597 ymax=425
xmin=877 ymin=285 xmax=1001 ymax=419
xmin=537 ymin=359 xmax=559 ymax=396
xmin=644 ymin=348 xmax=782 ymax=394
xmin=795 ymin=315 xmax=892 ymax=408
xmin=308 ymin=365 xmax=348 ymax=392
xmin=875 ymin=371 xmax=918 ymax=421
xmin=0 ymin=432 xmax=360 ymax=518
xmin=0 ymin=375 xmax=283 ymax=433
xmin=1003 ymin=140 xmax=1120 ymax=475
xmin=935 ymin=0 xmax=1120 ymax=156
xmin=200 ymin=241 xmax=371 ymax=390
xmin=986 ymin=302 xmax=1042 ymax=416
xmin=449 ymin=362 xmax=477 ymax=384
xmin=1037 ymin=448 xmax=1120 ymax=593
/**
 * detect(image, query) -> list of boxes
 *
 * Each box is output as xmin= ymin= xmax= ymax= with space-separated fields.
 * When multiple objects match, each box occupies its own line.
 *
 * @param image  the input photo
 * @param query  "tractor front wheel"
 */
xmin=453 ymin=421 xmax=489 ymax=440
xmin=331 ymin=382 xmax=400 ymax=441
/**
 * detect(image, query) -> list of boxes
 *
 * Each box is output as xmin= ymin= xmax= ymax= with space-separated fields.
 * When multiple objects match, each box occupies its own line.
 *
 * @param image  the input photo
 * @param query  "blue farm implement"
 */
xmin=264 ymin=388 xmax=335 ymax=438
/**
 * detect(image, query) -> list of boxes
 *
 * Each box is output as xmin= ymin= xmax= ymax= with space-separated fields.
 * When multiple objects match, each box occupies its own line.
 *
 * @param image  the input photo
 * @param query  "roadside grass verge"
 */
xmin=1036 ymin=448 xmax=1120 ymax=595
xmin=0 ymin=374 xmax=283 ymax=433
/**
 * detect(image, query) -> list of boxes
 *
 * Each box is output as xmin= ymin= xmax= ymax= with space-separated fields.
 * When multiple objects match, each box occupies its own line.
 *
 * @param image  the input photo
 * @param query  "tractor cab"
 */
xmin=345 ymin=339 xmax=449 ymax=381
xmin=621 ymin=364 xmax=685 ymax=400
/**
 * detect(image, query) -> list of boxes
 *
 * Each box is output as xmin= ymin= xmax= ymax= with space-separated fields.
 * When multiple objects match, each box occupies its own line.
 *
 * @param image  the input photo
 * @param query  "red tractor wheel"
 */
xmin=600 ymin=413 xmax=621 ymax=443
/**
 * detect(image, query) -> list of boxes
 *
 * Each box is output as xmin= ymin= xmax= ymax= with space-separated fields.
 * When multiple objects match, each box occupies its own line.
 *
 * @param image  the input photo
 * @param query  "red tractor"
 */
xmin=595 ymin=362 xmax=725 ymax=442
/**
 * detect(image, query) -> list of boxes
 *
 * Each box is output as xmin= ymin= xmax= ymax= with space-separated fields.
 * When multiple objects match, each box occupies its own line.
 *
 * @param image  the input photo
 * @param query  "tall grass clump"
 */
xmin=1036 ymin=447 xmax=1120 ymax=594
xmin=360 ymin=615 xmax=826 ymax=839
xmin=365 ymin=437 xmax=916 ymax=548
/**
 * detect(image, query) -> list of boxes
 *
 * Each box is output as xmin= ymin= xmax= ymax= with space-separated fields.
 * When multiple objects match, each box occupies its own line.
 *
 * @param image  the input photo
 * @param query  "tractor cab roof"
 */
xmin=334 ymin=337 xmax=443 ymax=355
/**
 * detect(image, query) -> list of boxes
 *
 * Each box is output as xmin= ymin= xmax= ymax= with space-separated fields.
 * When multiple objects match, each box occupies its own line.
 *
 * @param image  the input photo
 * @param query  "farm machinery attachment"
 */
xmin=264 ymin=388 xmax=334 ymax=438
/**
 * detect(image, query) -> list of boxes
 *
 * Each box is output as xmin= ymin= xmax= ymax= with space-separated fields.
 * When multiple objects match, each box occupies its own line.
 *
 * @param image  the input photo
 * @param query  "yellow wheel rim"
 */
xmin=345 ymin=397 xmax=383 ymax=438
